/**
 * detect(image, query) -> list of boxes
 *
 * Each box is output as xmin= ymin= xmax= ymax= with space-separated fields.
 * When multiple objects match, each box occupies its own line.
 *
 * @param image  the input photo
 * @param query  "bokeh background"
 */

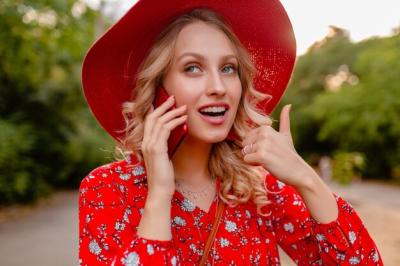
xmin=0 ymin=0 xmax=399 ymax=265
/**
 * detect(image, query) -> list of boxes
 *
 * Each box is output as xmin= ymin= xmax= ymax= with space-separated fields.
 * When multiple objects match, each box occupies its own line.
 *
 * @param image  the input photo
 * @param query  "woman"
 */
xmin=79 ymin=1 xmax=383 ymax=265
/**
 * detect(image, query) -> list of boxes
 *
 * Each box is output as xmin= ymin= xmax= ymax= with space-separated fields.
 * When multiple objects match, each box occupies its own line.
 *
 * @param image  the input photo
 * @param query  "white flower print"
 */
xmin=89 ymin=239 xmax=102 ymax=255
xmin=115 ymin=221 xmax=126 ymax=231
xmin=85 ymin=214 xmax=91 ymax=223
xmin=189 ymin=243 xmax=197 ymax=253
xmin=121 ymin=251 xmax=140 ymax=266
xmin=80 ymin=187 xmax=88 ymax=194
xmin=115 ymin=166 xmax=122 ymax=172
xmin=275 ymin=195 xmax=284 ymax=204
xmin=123 ymin=208 xmax=131 ymax=223
xmin=119 ymin=173 xmax=131 ymax=180
xmin=250 ymin=252 xmax=261 ymax=264
xmin=336 ymin=253 xmax=346 ymax=261
xmin=219 ymin=237 xmax=230 ymax=247
xmin=171 ymin=256 xmax=177 ymax=266
xmin=251 ymin=237 xmax=261 ymax=244
xmin=181 ymin=199 xmax=196 ymax=212
xmin=349 ymin=256 xmax=360 ymax=265
xmin=234 ymin=210 xmax=242 ymax=219
xmin=132 ymin=166 xmax=145 ymax=176
xmin=225 ymin=220 xmax=237 ymax=232
xmin=283 ymin=222 xmax=294 ymax=233
xmin=147 ymin=244 xmax=154 ymax=255
xmin=316 ymin=233 xmax=326 ymax=241
xmin=173 ymin=216 xmax=186 ymax=226
xmin=277 ymin=180 xmax=286 ymax=189
xmin=292 ymin=195 xmax=302 ymax=206
xmin=97 ymin=201 xmax=104 ymax=209
xmin=245 ymin=210 xmax=251 ymax=219
xmin=372 ymin=249 xmax=380 ymax=262
xmin=348 ymin=231 xmax=356 ymax=244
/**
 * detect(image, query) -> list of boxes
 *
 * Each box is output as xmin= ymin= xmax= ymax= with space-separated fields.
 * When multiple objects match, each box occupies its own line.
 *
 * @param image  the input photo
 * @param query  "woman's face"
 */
xmin=163 ymin=22 xmax=242 ymax=143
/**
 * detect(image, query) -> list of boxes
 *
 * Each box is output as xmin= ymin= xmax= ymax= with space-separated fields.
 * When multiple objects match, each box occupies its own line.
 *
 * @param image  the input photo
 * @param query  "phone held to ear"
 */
xmin=153 ymin=86 xmax=187 ymax=159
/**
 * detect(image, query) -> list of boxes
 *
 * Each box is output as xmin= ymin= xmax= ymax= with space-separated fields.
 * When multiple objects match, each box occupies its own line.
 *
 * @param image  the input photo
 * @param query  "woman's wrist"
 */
xmin=138 ymin=191 xmax=173 ymax=241
xmin=289 ymin=160 xmax=321 ymax=192
xmin=147 ymin=186 xmax=174 ymax=200
xmin=145 ymin=189 xmax=173 ymax=210
xmin=292 ymin=166 xmax=339 ymax=223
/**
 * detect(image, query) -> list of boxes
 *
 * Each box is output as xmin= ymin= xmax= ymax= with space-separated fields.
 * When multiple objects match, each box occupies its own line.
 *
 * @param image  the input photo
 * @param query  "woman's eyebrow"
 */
xmin=177 ymin=52 xmax=237 ymax=62
xmin=177 ymin=52 xmax=203 ymax=62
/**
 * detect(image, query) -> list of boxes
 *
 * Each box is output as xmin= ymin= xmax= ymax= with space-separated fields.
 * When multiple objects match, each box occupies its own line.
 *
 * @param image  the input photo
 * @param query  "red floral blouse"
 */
xmin=78 ymin=155 xmax=383 ymax=265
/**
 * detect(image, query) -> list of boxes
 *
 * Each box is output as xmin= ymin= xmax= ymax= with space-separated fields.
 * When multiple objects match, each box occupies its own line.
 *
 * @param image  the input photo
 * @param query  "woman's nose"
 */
xmin=206 ymin=71 xmax=227 ymax=96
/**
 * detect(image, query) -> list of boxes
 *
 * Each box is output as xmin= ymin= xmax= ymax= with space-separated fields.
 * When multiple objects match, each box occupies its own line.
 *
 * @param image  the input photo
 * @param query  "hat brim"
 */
xmin=82 ymin=0 xmax=296 ymax=141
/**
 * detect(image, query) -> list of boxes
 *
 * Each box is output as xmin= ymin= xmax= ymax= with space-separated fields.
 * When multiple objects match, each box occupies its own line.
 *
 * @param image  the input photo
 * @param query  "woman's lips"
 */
xmin=198 ymin=111 xmax=228 ymax=125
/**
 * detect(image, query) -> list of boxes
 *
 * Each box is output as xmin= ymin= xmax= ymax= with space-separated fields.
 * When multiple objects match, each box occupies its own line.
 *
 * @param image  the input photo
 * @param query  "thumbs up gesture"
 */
xmin=242 ymin=104 xmax=316 ymax=189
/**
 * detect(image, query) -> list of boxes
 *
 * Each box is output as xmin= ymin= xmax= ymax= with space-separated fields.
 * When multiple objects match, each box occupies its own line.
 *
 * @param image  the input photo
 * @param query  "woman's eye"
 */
xmin=222 ymin=65 xmax=237 ymax=74
xmin=184 ymin=65 xmax=201 ymax=73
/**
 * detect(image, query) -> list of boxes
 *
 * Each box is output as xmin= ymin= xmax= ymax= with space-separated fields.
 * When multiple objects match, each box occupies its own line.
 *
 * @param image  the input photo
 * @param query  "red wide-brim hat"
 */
xmin=82 ymin=0 xmax=296 ymax=142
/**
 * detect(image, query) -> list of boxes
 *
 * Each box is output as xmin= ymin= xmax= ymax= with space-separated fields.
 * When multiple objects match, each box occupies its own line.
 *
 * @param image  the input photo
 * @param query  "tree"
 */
xmin=0 ymin=0 xmax=114 ymax=204
xmin=277 ymin=28 xmax=400 ymax=181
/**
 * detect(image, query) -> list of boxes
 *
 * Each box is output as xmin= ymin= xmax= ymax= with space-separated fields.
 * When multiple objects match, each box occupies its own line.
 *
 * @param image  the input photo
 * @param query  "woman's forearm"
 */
xmin=295 ymin=166 xmax=339 ymax=224
xmin=137 ymin=192 xmax=173 ymax=241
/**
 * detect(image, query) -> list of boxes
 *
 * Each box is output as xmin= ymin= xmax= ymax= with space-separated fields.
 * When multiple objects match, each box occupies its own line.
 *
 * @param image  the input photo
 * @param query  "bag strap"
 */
xmin=199 ymin=201 xmax=225 ymax=266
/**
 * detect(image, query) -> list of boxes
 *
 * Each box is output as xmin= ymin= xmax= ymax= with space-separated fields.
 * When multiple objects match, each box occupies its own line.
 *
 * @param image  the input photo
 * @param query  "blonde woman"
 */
xmin=79 ymin=1 xmax=382 ymax=265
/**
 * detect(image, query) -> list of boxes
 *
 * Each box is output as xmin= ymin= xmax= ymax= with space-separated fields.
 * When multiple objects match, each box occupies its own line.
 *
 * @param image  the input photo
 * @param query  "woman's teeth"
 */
xmin=199 ymin=106 xmax=227 ymax=117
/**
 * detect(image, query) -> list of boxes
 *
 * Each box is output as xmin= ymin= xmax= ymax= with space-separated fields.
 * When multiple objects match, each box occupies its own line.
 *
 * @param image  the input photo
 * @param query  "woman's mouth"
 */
xmin=198 ymin=108 xmax=228 ymax=125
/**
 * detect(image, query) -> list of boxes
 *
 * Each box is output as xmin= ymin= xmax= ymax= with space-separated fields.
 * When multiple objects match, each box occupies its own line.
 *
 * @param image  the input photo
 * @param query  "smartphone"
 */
xmin=153 ymin=85 xmax=187 ymax=159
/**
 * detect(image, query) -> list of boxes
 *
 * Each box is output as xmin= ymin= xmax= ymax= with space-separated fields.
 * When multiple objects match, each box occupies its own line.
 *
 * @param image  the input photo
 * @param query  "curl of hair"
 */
xmin=118 ymin=8 xmax=277 ymax=217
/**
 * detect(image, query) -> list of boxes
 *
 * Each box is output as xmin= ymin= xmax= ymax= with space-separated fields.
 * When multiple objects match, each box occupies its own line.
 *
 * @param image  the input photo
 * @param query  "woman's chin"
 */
xmin=192 ymin=130 xmax=229 ymax=144
xmin=187 ymin=119 xmax=234 ymax=143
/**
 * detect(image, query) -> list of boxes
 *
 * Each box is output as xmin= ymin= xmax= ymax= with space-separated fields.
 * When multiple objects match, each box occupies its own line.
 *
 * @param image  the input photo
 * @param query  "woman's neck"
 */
xmin=171 ymin=135 xmax=213 ymax=188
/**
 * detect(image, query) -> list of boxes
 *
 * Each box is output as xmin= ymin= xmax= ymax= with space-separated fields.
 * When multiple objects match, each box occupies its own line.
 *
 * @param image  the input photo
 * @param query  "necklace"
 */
xmin=175 ymin=177 xmax=216 ymax=201
xmin=175 ymin=177 xmax=219 ymax=265
xmin=191 ymin=188 xmax=218 ymax=266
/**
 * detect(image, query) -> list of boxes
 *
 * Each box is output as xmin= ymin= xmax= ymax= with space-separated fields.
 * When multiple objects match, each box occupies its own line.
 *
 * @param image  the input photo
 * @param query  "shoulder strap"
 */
xmin=199 ymin=201 xmax=225 ymax=266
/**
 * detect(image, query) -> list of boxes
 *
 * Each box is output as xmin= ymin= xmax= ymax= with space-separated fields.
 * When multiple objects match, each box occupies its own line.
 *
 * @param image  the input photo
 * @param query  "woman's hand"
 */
xmin=141 ymin=95 xmax=187 ymax=198
xmin=242 ymin=104 xmax=340 ymax=224
xmin=241 ymin=104 xmax=317 ymax=190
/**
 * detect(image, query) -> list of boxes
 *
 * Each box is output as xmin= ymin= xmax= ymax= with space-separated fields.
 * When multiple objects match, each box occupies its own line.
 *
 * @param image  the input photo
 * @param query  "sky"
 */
xmin=88 ymin=0 xmax=400 ymax=55
xmin=280 ymin=0 xmax=400 ymax=54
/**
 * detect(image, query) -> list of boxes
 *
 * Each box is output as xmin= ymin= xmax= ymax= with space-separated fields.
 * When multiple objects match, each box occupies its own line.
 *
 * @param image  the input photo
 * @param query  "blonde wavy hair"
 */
xmin=119 ymin=9 xmax=275 ymax=216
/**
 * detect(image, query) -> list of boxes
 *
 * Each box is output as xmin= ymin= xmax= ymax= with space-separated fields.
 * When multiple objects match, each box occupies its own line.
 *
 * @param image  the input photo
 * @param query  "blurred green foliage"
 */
xmin=276 ymin=26 xmax=400 ymax=182
xmin=332 ymin=152 xmax=366 ymax=185
xmin=0 ymin=0 xmax=114 ymax=204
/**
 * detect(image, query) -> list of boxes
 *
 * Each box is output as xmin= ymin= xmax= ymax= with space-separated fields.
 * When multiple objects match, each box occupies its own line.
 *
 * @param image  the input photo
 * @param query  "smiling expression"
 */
xmin=162 ymin=21 xmax=242 ymax=143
